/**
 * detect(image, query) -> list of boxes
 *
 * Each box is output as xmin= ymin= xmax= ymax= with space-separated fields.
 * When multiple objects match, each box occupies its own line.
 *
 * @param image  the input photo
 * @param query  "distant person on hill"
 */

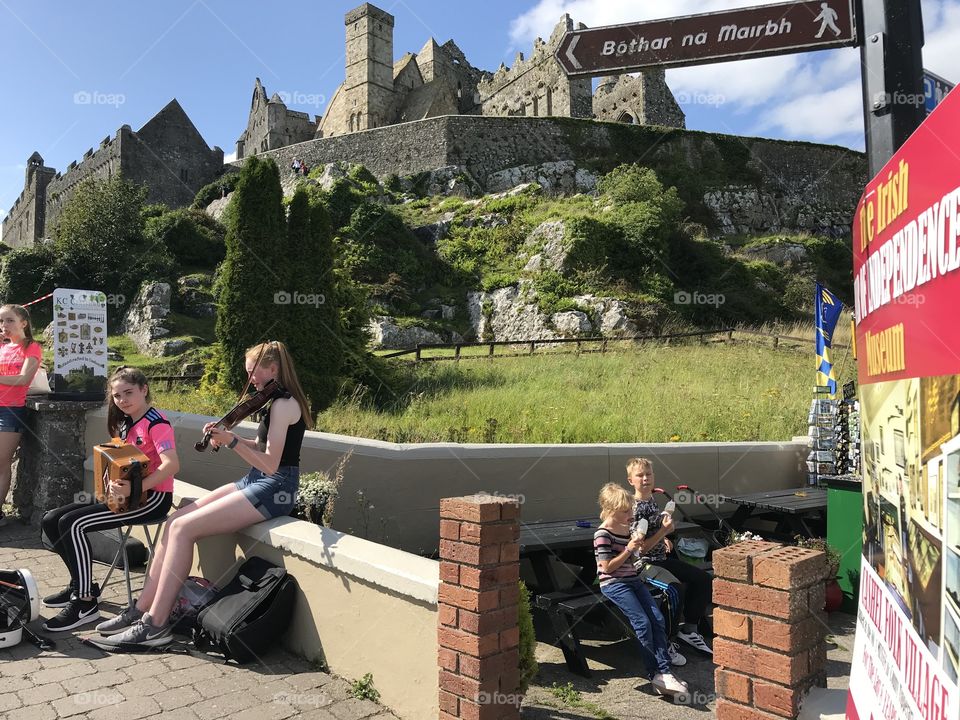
xmin=291 ymin=157 xmax=301 ymax=174
xmin=0 ymin=304 xmax=42 ymax=527
xmin=627 ymin=457 xmax=714 ymax=656
xmin=595 ymin=482 xmax=689 ymax=697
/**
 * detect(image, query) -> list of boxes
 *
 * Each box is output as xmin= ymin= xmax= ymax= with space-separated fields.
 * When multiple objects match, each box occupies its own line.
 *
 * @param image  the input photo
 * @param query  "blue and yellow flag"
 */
xmin=815 ymin=283 xmax=843 ymax=396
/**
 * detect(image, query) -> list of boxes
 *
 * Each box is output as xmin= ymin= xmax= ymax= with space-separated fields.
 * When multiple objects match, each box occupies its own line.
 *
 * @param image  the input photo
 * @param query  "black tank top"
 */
xmin=256 ymin=400 xmax=306 ymax=467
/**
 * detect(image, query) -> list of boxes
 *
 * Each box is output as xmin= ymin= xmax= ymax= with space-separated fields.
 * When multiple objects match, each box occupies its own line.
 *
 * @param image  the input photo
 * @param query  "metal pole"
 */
xmin=858 ymin=0 xmax=925 ymax=177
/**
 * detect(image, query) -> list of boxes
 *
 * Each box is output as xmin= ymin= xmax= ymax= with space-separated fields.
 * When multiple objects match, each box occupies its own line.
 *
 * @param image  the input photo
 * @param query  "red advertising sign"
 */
xmin=852 ymin=90 xmax=960 ymax=384
xmin=555 ymin=0 xmax=857 ymax=76
xmin=849 ymin=89 xmax=960 ymax=720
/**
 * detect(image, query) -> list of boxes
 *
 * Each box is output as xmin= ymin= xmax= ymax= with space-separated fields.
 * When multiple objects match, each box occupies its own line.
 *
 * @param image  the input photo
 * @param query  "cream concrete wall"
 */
xmin=128 ymin=481 xmax=439 ymax=720
xmin=86 ymin=407 xmax=807 ymax=555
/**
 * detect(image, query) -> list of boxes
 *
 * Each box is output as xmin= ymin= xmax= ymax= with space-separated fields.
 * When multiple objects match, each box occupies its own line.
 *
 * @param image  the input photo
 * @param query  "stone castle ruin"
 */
xmin=3 ymin=1 xmax=864 ymax=253
xmin=236 ymin=2 xmax=685 ymax=159
xmin=3 ymin=99 xmax=223 ymax=248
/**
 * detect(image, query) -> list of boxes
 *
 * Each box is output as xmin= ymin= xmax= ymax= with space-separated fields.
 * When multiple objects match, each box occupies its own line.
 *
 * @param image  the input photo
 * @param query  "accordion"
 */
xmin=93 ymin=440 xmax=151 ymax=513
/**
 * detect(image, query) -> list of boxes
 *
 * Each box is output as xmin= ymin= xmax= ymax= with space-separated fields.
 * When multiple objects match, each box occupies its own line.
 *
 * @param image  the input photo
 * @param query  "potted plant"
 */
xmin=795 ymin=536 xmax=843 ymax=612
xmin=293 ymin=451 xmax=351 ymax=526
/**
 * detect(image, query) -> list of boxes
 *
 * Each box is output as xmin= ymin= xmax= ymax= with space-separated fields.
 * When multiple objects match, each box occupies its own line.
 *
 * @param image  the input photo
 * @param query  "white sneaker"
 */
xmin=652 ymin=672 xmax=689 ymax=696
xmin=677 ymin=629 xmax=713 ymax=655
xmin=667 ymin=641 xmax=687 ymax=666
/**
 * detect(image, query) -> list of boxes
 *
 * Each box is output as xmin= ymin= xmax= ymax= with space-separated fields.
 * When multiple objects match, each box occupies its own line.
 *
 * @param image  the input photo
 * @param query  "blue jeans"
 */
xmin=235 ymin=466 xmax=300 ymax=520
xmin=601 ymin=577 xmax=671 ymax=677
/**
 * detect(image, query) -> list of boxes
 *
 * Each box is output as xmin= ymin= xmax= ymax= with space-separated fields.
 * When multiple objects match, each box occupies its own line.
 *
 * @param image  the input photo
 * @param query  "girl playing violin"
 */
xmin=96 ymin=341 xmax=311 ymax=648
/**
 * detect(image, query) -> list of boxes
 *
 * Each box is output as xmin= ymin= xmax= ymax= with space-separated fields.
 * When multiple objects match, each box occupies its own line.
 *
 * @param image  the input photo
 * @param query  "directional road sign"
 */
xmin=556 ymin=0 xmax=858 ymax=77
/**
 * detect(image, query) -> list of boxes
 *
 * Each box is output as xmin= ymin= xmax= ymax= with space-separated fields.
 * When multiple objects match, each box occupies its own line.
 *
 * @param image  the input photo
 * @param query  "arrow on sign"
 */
xmin=565 ymin=33 xmax=582 ymax=70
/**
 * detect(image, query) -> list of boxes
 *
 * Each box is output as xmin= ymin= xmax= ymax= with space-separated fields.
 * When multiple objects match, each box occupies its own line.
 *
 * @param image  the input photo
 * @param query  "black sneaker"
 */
xmin=43 ymin=598 xmax=101 ymax=632
xmin=42 ymin=585 xmax=75 ymax=608
xmin=43 ymin=582 xmax=99 ymax=608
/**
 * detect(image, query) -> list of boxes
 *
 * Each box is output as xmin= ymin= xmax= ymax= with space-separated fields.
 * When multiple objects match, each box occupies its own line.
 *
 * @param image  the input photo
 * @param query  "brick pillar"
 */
xmin=438 ymin=495 xmax=521 ymax=720
xmin=712 ymin=541 xmax=829 ymax=720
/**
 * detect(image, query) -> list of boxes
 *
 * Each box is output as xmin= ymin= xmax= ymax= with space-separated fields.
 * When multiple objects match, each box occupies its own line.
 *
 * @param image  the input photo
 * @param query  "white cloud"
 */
xmin=921 ymin=0 xmax=960 ymax=81
xmin=508 ymin=0 xmax=960 ymax=147
xmin=223 ymin=150 xmax=237 ymax=164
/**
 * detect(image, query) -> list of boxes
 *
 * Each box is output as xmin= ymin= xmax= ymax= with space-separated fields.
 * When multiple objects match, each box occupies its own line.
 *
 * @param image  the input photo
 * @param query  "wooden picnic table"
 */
xmin=725 ymin=487 xmax=828 ymax=539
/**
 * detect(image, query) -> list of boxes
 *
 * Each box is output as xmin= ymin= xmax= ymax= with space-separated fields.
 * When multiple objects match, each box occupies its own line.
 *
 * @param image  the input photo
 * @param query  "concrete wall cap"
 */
xmin=174 ymin=480 xmax=439 ymax=604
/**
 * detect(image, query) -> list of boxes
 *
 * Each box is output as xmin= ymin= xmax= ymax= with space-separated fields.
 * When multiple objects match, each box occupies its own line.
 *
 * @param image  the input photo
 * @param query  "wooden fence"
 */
xmin=380 ymin=328 xmax=849 ymax=362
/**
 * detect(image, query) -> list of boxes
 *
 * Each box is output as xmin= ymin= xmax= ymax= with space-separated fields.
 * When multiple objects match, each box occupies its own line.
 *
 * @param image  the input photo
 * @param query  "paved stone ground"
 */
xmin=521 ymin=596 xmax=856 ymax=719
xmin=0 ymin=521 xmax=398 ymax=720
xmin=2 ymin=519 xmax=857 ymax=720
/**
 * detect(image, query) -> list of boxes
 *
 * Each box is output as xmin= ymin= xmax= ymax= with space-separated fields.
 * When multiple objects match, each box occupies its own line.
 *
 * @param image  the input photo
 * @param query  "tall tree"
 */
xmin=280 ymin=188 xmax=342 ymax=413
xmin=53 ymin=176 xmax=172 ymax=328
xmin=213 ymin=156 xmax=285 ymax=390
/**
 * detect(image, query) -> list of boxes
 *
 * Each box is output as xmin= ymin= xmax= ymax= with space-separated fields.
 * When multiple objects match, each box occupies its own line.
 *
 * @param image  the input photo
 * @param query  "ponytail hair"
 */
xmin=106 ymin=366 xmax=150 ymax=437
xmin=0 ymin=304 xmax=37 ymax=349
xmin=245 ymin=341 xmax=313 ymax=430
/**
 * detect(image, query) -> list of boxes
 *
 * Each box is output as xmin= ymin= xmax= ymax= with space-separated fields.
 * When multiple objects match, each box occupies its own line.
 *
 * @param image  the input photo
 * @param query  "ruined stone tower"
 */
xmin=2 ymin=152 xmax=56 ymax=247
xmin=344 ymin=3 xmax=396 ymax=131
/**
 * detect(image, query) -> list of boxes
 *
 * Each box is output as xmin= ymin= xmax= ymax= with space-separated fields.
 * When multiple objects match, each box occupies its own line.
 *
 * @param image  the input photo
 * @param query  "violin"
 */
xmin=195 ymin=379 xmax=287 ymax=452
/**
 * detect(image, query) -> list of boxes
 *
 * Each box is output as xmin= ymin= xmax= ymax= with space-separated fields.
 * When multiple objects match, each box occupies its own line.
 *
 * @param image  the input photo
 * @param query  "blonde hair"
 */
xmin=245 ymin=341 xmax=314 ymax=430
xmin=598 ymin=482 xmax=633 ymax=521
xmin=625 ymin=456 xmax=653 ymax=477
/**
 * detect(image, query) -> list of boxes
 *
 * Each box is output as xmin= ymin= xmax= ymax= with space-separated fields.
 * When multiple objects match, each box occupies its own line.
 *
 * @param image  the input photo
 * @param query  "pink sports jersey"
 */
xmin=0 ymin=341 xmax=42 ymax=407
xmin=121 ymin=407 xmax=177 ymax=493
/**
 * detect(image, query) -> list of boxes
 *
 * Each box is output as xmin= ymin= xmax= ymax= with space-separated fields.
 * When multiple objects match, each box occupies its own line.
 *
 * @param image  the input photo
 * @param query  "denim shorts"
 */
xmin=235 ymin=466 xmax=300 ymax=520
xmin=0 ymin=406 xmax=27 ymax=433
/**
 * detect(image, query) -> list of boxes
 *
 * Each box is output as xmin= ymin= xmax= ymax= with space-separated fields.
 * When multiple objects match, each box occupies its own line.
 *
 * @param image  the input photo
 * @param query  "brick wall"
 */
xmin=712 ymin=541 xmax=828 ymax=719
xmin=438 ymin=495 xmax=521 ymax=720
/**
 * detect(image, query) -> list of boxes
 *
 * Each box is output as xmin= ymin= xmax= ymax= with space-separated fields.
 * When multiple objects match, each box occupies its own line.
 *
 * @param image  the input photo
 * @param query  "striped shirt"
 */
xmin=593 ymin=527 xmax=638 ymax=586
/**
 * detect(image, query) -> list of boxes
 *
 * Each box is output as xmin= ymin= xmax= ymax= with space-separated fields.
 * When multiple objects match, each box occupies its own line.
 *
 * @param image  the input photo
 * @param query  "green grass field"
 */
xmin=126 ymin=328 xmax=856 ymax=444
xmin=310 ymin=341 xmax=855 ymax=444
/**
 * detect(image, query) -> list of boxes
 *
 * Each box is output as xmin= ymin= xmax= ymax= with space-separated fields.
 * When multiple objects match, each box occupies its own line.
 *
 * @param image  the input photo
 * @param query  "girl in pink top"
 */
xmin=0 ymin=303 xmax=42 ymax=526
xmin=40 ymin=367 xmax=179 ymax=632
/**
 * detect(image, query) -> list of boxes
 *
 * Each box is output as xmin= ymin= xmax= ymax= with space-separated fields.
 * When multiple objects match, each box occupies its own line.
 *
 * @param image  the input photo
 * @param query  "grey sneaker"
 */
xmin=96 ymin=613 xmax=172 ymax=648
xmin=96 ymin=605 xmax=144 ymax=635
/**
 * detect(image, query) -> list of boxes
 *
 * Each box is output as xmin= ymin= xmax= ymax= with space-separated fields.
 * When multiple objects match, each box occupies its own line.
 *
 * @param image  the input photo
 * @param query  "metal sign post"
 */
xmin=857 ymin=0 xmax=926 ymax=177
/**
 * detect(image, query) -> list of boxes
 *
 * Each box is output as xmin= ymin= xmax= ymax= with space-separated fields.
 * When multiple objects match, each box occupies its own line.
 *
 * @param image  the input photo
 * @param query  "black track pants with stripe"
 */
xmin=41 ymin=490 xmax=172 ymax=598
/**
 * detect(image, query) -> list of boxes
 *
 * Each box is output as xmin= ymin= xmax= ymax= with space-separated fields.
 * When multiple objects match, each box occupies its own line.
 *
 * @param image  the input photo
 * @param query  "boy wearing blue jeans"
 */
xmin=627 ymin=457 xmax=714 ymax=655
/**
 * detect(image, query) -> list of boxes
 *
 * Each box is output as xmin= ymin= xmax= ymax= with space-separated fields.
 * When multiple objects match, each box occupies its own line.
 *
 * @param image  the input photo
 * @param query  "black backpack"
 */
xmin=192 ymin=556 xmax=297 ymax=663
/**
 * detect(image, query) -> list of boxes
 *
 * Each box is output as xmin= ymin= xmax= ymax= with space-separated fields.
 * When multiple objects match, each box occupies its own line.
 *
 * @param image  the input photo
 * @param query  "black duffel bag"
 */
xmin=192 ymin=556 xmax=297 ymax=663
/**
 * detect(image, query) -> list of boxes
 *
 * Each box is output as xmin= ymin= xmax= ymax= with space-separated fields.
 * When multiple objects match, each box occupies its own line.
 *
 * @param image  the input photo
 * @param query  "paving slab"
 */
xmin=0 ymin=522 xmax=398 ymax=720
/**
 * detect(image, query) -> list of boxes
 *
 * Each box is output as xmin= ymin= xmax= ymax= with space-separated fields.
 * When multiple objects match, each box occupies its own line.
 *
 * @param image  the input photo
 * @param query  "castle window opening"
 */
xmin=546 ymin=87 xmax=553 ymax=115
xmin=533 ymin=96 xmax=539 ymax=116
xmin=617 ymin=111 xmax=637 ymax=125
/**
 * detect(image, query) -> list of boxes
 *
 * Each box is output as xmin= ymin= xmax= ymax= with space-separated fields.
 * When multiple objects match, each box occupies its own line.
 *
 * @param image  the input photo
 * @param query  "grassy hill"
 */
xmin=152 ymin=333 xmax=855 ymax=444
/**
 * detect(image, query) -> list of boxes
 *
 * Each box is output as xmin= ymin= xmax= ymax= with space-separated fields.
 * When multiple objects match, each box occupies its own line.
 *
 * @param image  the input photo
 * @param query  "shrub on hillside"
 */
xmin=145 ymin=208 xmax=226 ymax=269
xmin=0 ymin=244 xmax=59 ymax=327
xmin=192 ymin=173 xmax=239 ymax=209
xmin=340 ymin=203 xmax=433 ymax=286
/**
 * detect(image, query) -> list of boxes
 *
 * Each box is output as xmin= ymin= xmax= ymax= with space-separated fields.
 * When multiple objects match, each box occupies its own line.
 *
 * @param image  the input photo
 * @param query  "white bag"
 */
xmin=27 ymin=367 xmax=51 ymax=395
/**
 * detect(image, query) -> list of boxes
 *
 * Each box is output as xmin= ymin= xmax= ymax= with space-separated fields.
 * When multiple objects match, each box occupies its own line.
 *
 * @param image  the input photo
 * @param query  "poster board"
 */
xmin=51 ymin=288 xmax=108 ymax=400
xmin=848 ymin=84 xmax=960 ymax=720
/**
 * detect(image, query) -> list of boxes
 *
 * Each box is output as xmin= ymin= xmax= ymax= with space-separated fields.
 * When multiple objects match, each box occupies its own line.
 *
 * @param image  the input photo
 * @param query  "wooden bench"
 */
xmin=535 ymin=583 xmax=674 ymax=677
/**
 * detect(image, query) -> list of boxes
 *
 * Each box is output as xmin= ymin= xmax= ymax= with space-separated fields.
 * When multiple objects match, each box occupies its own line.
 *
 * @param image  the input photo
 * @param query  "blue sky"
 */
xmin=2 ymin=0 xmax=958 ymax=234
